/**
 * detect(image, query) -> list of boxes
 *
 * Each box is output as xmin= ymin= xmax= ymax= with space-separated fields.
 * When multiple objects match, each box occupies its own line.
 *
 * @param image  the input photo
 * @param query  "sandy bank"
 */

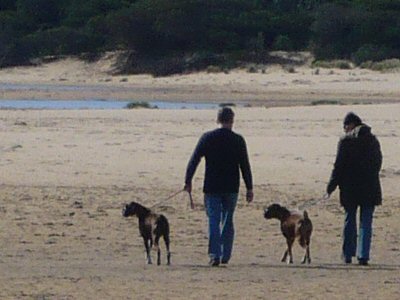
xmin=0 ymin=54 xmax=399 ymax=106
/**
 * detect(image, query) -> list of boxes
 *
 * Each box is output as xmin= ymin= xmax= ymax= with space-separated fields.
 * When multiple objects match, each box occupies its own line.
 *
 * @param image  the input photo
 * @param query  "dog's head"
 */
xmin=122 ymin=202 xmax=139 ymax=217
xmin=264 ymin=203 xmax=284 ymax=219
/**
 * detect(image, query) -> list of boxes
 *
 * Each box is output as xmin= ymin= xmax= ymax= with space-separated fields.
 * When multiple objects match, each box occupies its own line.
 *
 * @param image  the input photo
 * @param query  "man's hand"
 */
xmin=246 ymin=189 xmax=254 ymax=203
xmin=184 ymin=183 xmax=192 ymax=194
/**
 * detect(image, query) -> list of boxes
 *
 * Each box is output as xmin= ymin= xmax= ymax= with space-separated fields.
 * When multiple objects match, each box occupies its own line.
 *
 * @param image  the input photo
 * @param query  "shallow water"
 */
xmin=0 ymin=100 xmax=221 ymax=110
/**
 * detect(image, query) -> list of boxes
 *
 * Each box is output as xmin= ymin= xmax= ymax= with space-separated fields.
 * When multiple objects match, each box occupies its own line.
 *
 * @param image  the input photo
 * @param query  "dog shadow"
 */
xmin=180 ymin=262 xmax=399 ymax=271
xmin=250 ymin=262 xmax=399 ymax=271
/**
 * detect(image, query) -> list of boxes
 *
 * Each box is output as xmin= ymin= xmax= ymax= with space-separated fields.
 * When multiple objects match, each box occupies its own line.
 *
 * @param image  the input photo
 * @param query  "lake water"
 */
xmin=0 ymin=100 xmax=222 ymax=110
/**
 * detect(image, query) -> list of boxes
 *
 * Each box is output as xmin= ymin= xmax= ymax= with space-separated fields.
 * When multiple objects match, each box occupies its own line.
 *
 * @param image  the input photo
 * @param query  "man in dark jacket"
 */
xmin=327 ymin=112 xmax=382 ymax=265
xmin=184 ymin=107 xmax=253 ymax=266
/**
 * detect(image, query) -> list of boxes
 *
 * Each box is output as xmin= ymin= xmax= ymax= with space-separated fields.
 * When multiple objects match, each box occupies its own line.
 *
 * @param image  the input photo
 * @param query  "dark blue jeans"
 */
xmin=204 ymin=193 xmax=238 ymax=262
xmin=343 ymin=205 xmax=375 ymax=261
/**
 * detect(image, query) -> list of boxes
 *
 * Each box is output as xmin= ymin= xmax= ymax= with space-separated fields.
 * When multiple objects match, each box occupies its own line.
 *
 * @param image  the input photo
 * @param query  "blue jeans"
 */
xmin=343 ymin=205 xmax=375 ymax=261
xmin=204 ymin=193 xmax=238 ymax=262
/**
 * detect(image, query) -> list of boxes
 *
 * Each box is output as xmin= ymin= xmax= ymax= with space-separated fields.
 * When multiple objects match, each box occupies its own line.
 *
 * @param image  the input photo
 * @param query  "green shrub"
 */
xmin=206 ymin=65 xmax=222 ymax=73
xmin=369 ymin=59 xmax=400 ymax=71
xmin=359 ymin=61 xmax=374 ymax=69
xmin=125 ymin=101 xmax=154 ymax=109
xmin=272 ymin=35 xmax=293 ymax=51
xmin=247 ymin=64 xmax=258 ymax=73
xmin=311 ymin=100 xmax=342 ymax=106
xmin=22 ymin=27 xmax=99 ymax=57
xmin=352 ymin=44 xmax=394 ymax=66
xmin=312 ymin=60 xmax=352 ymax=69
xmin=283 ymin=65 xmax=296 ymax=73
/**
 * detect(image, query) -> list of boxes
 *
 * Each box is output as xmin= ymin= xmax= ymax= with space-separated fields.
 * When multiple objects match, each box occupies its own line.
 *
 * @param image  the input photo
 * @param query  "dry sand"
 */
xmin=0 ymin=53 xmax=399 ymax=299
xmin=0 ymin=104 xmax=399 ymax=299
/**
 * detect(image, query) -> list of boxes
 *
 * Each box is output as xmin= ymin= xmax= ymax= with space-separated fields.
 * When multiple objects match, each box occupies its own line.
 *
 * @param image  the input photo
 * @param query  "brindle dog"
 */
xmin=122 ymin=201 xmax=171 ymax=265
xmin=264 ymin=203 xmax=313 ymax=264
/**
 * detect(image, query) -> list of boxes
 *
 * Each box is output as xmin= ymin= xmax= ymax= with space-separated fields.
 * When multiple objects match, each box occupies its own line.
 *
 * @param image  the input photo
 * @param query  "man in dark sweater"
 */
xmin=327 ymin=112 xmax=382 ymax=266
xmin=184 ymin=107 xmax=253 ymax=266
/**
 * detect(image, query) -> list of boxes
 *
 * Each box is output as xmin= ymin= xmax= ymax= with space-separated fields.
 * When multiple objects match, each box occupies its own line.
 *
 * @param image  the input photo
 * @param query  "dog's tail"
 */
xmin=299 ymin=210 xmax=313 ymax=248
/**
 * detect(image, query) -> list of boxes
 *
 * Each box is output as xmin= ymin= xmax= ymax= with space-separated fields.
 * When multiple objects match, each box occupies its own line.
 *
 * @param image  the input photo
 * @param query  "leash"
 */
xmin=298 ymin=193 xmax=330 ymax=210
xmin=150 ymin=189 xmax=195 ymax=209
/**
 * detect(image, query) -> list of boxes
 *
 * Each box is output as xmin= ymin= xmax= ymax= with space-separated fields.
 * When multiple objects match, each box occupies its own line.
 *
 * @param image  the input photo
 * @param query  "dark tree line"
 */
xmin=1 ymin=0 xmax=400 ymax=69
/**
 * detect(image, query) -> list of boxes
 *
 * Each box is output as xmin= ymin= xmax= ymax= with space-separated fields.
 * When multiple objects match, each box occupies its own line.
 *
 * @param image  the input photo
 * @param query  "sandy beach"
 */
xmin=0 ymin=53 xmax=400 ymax=106
xmin=1 ymin=53 xmax=400 ymax=299
xmin=1 ymin=102 xmax=399 ymax=299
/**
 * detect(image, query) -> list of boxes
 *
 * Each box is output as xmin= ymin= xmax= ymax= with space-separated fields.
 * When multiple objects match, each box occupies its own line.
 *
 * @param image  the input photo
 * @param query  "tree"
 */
xmin=0 ymin=0 xmax=16 ymax=10
xmin=16 ymin=0 xmax=63 ymax=30
xmin=311 ymin=3 xmax=360 ymax=59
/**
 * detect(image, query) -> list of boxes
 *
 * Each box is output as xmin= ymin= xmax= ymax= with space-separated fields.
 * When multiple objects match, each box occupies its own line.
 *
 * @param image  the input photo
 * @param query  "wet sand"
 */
xmin=1 ymin=105 xmax=399 ymax=299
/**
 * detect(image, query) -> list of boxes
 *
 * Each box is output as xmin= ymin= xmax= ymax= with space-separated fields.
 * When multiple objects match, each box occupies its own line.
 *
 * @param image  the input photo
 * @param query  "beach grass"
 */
xmin=125 ymin=101 xmax=155 ymax=109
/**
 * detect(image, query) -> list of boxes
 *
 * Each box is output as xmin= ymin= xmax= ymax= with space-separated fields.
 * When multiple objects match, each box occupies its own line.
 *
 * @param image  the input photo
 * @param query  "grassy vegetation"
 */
xmin=311 ymin=60 xmax=353 ymax=70
xmin=125 ymin=101 xmax=155 ymax=109
xmin=360 ymin=59 xmax=400 ymax=71
xmin=311 ymin=100 xmax=342 ymax=106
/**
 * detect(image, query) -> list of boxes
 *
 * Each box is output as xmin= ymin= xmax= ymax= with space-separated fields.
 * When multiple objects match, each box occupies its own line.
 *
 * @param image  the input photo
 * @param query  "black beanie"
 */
xmin=343 ymin=112 xmax=362 ymax=126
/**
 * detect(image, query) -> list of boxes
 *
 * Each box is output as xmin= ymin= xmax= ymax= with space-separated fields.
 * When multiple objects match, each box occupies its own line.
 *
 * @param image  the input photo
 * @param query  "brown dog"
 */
xmin=264 ymin=203 xmax=312 ymax=264
xmin=122 ymin=201 xmax=171 ymax=265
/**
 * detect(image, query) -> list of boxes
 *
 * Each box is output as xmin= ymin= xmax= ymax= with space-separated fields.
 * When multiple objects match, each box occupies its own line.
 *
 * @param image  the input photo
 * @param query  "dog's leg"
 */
xmin=287 ymin=238 xmax=294 ymax=264
xmin=281 ymin=249 xmax=288 ymax=263
xmin=301 ymin=252 xmax=307 ymax=264
xmin=300 ymin=235 xmax=311 ymax=264
xmin=143 ymin=238 xmax=152 ymax=264
xmin=164 ymin=234 xmax=171 ymax=265
xmin=301 ymin=251 xmax=307 ymax=264
xmin=301 ymin=244 xmax=311 ymax=264
xmin=154 ymin=235 xmax=161 ymax=266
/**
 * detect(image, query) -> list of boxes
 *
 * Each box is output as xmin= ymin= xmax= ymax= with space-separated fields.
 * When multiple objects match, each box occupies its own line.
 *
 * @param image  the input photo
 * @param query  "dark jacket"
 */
xmin=327 ymin=124 xmax=382 ymax=208
xmin=185 ymin=128 xmax=253 ymax=193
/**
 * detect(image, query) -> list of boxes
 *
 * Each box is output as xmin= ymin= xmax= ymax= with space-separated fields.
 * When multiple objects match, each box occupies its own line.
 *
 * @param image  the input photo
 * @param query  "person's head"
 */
xmin=343 ymin=112 xmax=362 ymax=133
xmin=217 ymin=107 xmax=235 ymax=129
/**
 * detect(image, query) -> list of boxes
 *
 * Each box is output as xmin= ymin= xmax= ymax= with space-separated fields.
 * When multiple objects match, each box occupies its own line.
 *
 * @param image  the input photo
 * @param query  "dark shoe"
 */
xmin=341 ymin=254 xmax=352 ymax=264
xmin=358 ymin=259 xmax=369 ymax=266
xmin=209 ymin=259 xmax=220 ymax=267
xmin=221 ymin=259 xmax=229 ymax=265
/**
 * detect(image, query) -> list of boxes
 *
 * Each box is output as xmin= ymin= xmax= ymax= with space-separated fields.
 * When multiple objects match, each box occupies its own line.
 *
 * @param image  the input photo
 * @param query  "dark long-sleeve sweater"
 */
xmin=185 ymin=128 xmax=253 ymax=193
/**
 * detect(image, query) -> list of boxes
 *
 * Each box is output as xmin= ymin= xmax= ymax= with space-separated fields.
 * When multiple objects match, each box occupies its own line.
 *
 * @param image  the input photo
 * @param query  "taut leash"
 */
xmin=298 ymin=193 xmax=330 ymax=211
xmin=150 ymin=189 xmax=195 ymax=210
xmin=150 ymin=189 xmax=184 ymax=209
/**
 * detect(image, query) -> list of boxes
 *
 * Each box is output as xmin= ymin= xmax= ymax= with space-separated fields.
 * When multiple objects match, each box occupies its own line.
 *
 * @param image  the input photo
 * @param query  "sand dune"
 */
xmin=1 ymin=105 xmax=399 ymax=299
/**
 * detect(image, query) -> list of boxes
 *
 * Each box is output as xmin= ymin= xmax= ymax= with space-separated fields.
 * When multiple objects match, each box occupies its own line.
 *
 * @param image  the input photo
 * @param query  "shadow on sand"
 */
xmin=180 ymin=262 xmax=399 ymax=271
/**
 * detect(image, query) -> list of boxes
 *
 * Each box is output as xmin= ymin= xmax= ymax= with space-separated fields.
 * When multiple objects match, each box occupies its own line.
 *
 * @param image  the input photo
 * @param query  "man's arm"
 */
xmin=184 ymin=134 xmax=206 ymax=192
xmin=239 ymin=137 xmax=253 ymax=202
